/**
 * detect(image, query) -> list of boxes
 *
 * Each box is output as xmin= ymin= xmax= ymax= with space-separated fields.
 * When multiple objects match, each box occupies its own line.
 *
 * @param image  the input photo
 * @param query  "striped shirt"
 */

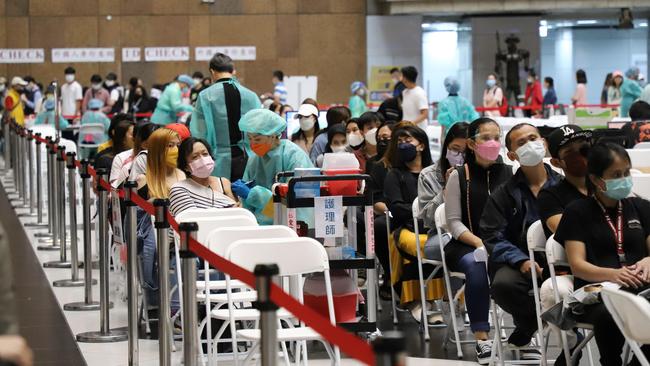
xmin=169 ymin=178 xmax=236 ymax=216
xmin=274 ymin=82 xmax=287 ymax=104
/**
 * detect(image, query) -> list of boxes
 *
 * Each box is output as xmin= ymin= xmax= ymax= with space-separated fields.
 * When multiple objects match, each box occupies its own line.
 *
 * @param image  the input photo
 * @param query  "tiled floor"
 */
xmin=0 ymin=165 xmax=597 ymax=366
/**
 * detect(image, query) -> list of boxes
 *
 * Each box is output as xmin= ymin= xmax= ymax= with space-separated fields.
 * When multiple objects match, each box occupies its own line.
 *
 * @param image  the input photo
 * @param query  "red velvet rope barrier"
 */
xmin=27 ymin=132 xmax=376 ymax=365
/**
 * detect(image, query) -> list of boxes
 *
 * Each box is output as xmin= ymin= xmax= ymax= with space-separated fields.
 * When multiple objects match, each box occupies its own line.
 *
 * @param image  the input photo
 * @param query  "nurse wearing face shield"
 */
xmin=231 ymin=109 xmax=314 ymax=224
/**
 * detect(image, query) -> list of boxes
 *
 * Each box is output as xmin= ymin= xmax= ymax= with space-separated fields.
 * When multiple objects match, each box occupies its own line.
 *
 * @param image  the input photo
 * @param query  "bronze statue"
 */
xmin=495 ymin=33 xmax=530 ymax=104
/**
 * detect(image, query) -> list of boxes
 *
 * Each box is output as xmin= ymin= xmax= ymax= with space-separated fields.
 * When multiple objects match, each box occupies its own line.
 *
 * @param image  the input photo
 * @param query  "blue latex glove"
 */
xmin=231 ymin=179 xmax=252 ymax=200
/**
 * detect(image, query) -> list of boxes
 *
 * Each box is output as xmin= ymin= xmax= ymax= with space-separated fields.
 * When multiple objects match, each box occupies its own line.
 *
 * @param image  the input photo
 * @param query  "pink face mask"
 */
xmin=189 ymin=156 xmax=215 ymax=178
xmin=475 ymin=140 xmax=501 ymax=161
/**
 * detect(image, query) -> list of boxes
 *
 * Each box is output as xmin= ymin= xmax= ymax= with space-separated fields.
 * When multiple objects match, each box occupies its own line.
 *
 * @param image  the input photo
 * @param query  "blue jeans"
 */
xmin=457 ymin=252 xmax=490 ymax=333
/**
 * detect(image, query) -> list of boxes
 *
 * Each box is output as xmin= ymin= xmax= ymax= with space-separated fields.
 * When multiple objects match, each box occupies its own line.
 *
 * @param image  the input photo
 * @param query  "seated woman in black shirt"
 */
xmin=555 ymin=142 xmax=650 ymax=366
xmin=384 ymin=123 xmax=444 ymax=322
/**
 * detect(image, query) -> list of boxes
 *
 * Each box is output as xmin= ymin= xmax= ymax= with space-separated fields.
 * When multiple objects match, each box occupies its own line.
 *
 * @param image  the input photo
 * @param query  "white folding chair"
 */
xmin=173 ymin=212 xmax=257 ymax=365
xmin=203 ymin=225 xmax=297 ymax=363
xmin=225 ymin=237 xmax=341 ymax=366
xmin=434 ymin=204 xmax=473 ymax=359
xmin=632 ymin=174 xmax=650 ymax=200
xmin=633 ymin=142 xmax=650 ymax=149
xmin=411 ymin=198 xmax=446 ymax=341
xmin=384 ymin=210 xmax=409 ymax=323
xmin=546 ymin=235 xmax=595 ymax=366
xmin=627 ymin=148 xmax=650 ymax=171
xmin=526 ymin=220 xmax=551 ymax=365
xmin=602 ymin=287 xmax=650 ymax=366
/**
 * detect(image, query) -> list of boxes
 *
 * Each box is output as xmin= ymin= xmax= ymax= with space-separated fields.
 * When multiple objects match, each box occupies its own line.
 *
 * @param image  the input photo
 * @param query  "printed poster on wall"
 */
xmin=195 ymin=46 xmax=256 ymax=61
xmin=144 ymin=47 xmax=190 ymax=62
xmin=0 ymin=49 xmax=45 ymax=64
xmin=52 ymin=48 xmax=115 ymax=63
xmin=369 ymin=65 xmax=400 ymax=102
xmin=122 ymin=48 xmax=141 ymax=62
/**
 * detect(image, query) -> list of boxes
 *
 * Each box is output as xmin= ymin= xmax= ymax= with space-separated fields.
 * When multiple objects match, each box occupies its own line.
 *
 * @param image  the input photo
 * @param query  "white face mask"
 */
xmin=347 ymin=133 xmax=364 ymax=147
xmin=91 ymin=83 xmax=101 ymax=90
xmin=515 ymin=140 xmax=546 ymax=166
xmin=364 ymin=128 xmax=378 ymax=146
xmin=105 ymin=80 xmax=115 ymax=87
xmin=0 ymin=84 xmax=6 ymax=92
xmin=65 ymin=74 xmax=75 ymax=83
xmin=299 ymin=116 xmax=316 ymax=131
xmin=331 ymin=145 xmax=347 ymax=153
xmin=193 ymin=78 xmax=202 ymax=85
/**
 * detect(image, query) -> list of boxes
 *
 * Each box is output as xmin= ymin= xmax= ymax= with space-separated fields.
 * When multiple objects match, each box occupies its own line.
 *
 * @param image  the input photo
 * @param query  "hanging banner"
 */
xmin=195 ymin=46 xmax=256 ymax=61
xmin=144 ymin=47 xmax=189 ymax=62
xmin=122 ymin=47 xmax=141 ymax=62
xmin=52 ymin=48 xmax=115 ymax=63
xmin=0 ymin=49 xmax=45 ymax=64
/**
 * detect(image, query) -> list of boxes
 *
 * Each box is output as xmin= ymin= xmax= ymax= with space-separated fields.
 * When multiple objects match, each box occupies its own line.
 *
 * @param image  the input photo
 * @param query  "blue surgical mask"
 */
xmin=602 ymin=176 xmax=633 ymax=201
xmin=486 ymin=79 xmax=496 ymax=88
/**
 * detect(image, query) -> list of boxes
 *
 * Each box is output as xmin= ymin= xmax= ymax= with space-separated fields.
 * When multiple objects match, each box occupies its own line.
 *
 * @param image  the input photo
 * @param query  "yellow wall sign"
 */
xmin=369 ymin=66 xmax=400 ymax=102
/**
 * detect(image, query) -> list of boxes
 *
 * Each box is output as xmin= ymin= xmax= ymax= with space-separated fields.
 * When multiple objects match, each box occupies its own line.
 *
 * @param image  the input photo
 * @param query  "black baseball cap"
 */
xmin=548 ymin=124 xmax=593 ymax=158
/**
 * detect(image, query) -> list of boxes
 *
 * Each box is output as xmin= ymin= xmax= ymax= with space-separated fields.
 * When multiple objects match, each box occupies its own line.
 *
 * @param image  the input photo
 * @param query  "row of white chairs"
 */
xmin=172 ymin=207 xmax=341 ymax=366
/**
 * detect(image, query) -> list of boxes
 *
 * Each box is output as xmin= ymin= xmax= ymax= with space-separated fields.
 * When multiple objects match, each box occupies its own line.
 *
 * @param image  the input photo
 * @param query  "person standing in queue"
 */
xmin=231 ymin=109 xmax=313 ymax=225
xmin=191 ymin=53 xmax=261 ymax=181
xmin=150 ymin=75 xmax=195 ymax=126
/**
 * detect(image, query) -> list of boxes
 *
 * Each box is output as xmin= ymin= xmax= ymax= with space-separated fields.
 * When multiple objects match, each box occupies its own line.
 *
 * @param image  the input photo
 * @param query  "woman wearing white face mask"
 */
xmin=169 ymin=137 xmax=237 ymax=216
xmin=315 ymin=124 xmax=349 ymax=167
xmin=291 ymin=102 xmax=322 ymax=154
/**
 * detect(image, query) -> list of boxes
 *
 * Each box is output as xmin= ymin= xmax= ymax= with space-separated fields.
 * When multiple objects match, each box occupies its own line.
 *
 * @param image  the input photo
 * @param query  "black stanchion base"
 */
xmin=43 ymin=260 xmax=73 ymax=269
xmin=63 ymin=301 xmax=102 ymax=311
xmin=53 ymin=278 xmax=96 ymax=287
xmin=76 ymin=329 xmax=128 ymax=343
xmin=36 ymin=245 xmax=60 ymax=251
xmin=34 ymin=232 xmax=53 ymax=238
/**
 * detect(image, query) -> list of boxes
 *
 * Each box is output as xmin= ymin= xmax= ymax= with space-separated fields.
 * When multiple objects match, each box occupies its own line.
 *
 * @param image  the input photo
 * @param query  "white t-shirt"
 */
xmin=402 ymin=86 xmax=429 ymax=129
xmin=60 ymin=81 xmax=83 ymax=117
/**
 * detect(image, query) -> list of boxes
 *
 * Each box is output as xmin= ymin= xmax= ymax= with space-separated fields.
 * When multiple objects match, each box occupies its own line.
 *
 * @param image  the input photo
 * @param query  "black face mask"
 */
xmin=377 ymin=140 xmax=389 ymax=157
xmin=398 ymin=143 xmax=417 ymax=163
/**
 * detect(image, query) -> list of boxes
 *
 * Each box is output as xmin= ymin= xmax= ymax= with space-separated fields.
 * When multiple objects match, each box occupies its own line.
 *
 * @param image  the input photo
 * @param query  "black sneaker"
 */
xmin=476 ymin=340 xmax=492 ymax=365
xmin=506 ymin=328 xmax=531 ymax=348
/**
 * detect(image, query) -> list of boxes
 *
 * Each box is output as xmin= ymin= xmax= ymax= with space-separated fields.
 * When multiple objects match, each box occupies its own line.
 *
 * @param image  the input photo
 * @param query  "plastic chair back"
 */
xmin=633 ymin=142 xmax=650 ymax=149
xmin=526 ymin=220 xmax=546 ymax=251
xmin=628 ymin=149 xmax=650 ymax=169
xmin=58 ymin=137 xmax=77 ymax=155
xmin=226 ymin=237 xmax=329 ymax=276
xmin=545 ymin=235 xmax=568 ymax=266
xmin=176 ymin=215 xmax=257 ymax=244
xmin=602 ymin=288 xmax=650 ymax=344
xmin=206 ymin=225 xmax=297 ymax=257
xmin=78 ymin=123 xmax=107 ymax=147
xmin=434 ymin=203 xmax=448 ymax=233
xmin=632 ymin=174 xmax=650 ymax=199
xmin=175 ymin=207 xmax=256 ymax=223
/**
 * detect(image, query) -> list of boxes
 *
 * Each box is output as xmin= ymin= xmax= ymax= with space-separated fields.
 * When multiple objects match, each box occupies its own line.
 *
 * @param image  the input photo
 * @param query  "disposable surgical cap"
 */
xmin=238 ymin=109 xmax=287 ymax=136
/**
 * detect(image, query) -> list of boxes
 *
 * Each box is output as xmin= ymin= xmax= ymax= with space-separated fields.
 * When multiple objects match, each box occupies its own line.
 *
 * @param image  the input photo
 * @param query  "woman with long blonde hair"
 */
xmin=136 ymin=128 xmax=186 ymax=200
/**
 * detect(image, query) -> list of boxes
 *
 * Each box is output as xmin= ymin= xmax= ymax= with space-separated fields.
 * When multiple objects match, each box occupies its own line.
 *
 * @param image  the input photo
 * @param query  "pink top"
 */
xmin=572 ymin=83 xmax=587 ymax=106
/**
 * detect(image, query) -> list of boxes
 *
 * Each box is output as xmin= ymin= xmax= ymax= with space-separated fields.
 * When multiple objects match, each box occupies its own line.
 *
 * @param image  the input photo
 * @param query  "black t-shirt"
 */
xmin=555 ymin=197 xmax=650 ymax=289
xmin=537 ymin=178 xmax=588 ymax=238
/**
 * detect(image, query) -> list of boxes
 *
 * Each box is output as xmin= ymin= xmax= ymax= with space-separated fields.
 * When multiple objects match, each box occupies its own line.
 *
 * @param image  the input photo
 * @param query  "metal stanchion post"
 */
xmin=2 ymin=120 xmax=10 ymax=173
xmin=254 ymin=263 xmax=279 ymax=366
xmin=124 ymin=181 xmax=139 ymax=365
xmin=54 ymin=152 xmax=86 ymax=287
xmin=154 ymin=199 xmax=171 ymax=366
xmin=10 ymin=127 xmax=25 ymax=204
xmin=44 ymin=146 xmax=73 ymax=268
xmin=37 ymin=143 xmax=60 ymax=250
xmin=179 ymin=222 xmax=199 ymax=366
xmin=21 ymin=129 xmax=29 ymax=207
xmin=17 ymin=130 xmax=36 ymax=217
xmin=35 ymin=139 xmax=57 ymax=241
xmin=65 ymin=160 xmax=100 ymax=311
xmin=25 ymin=133 xmax=47 ymax=227
xmin=76 ymin=169 xmax=127 ymax=342
xmin=372 ymin=331 xmax=407 ymax=366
